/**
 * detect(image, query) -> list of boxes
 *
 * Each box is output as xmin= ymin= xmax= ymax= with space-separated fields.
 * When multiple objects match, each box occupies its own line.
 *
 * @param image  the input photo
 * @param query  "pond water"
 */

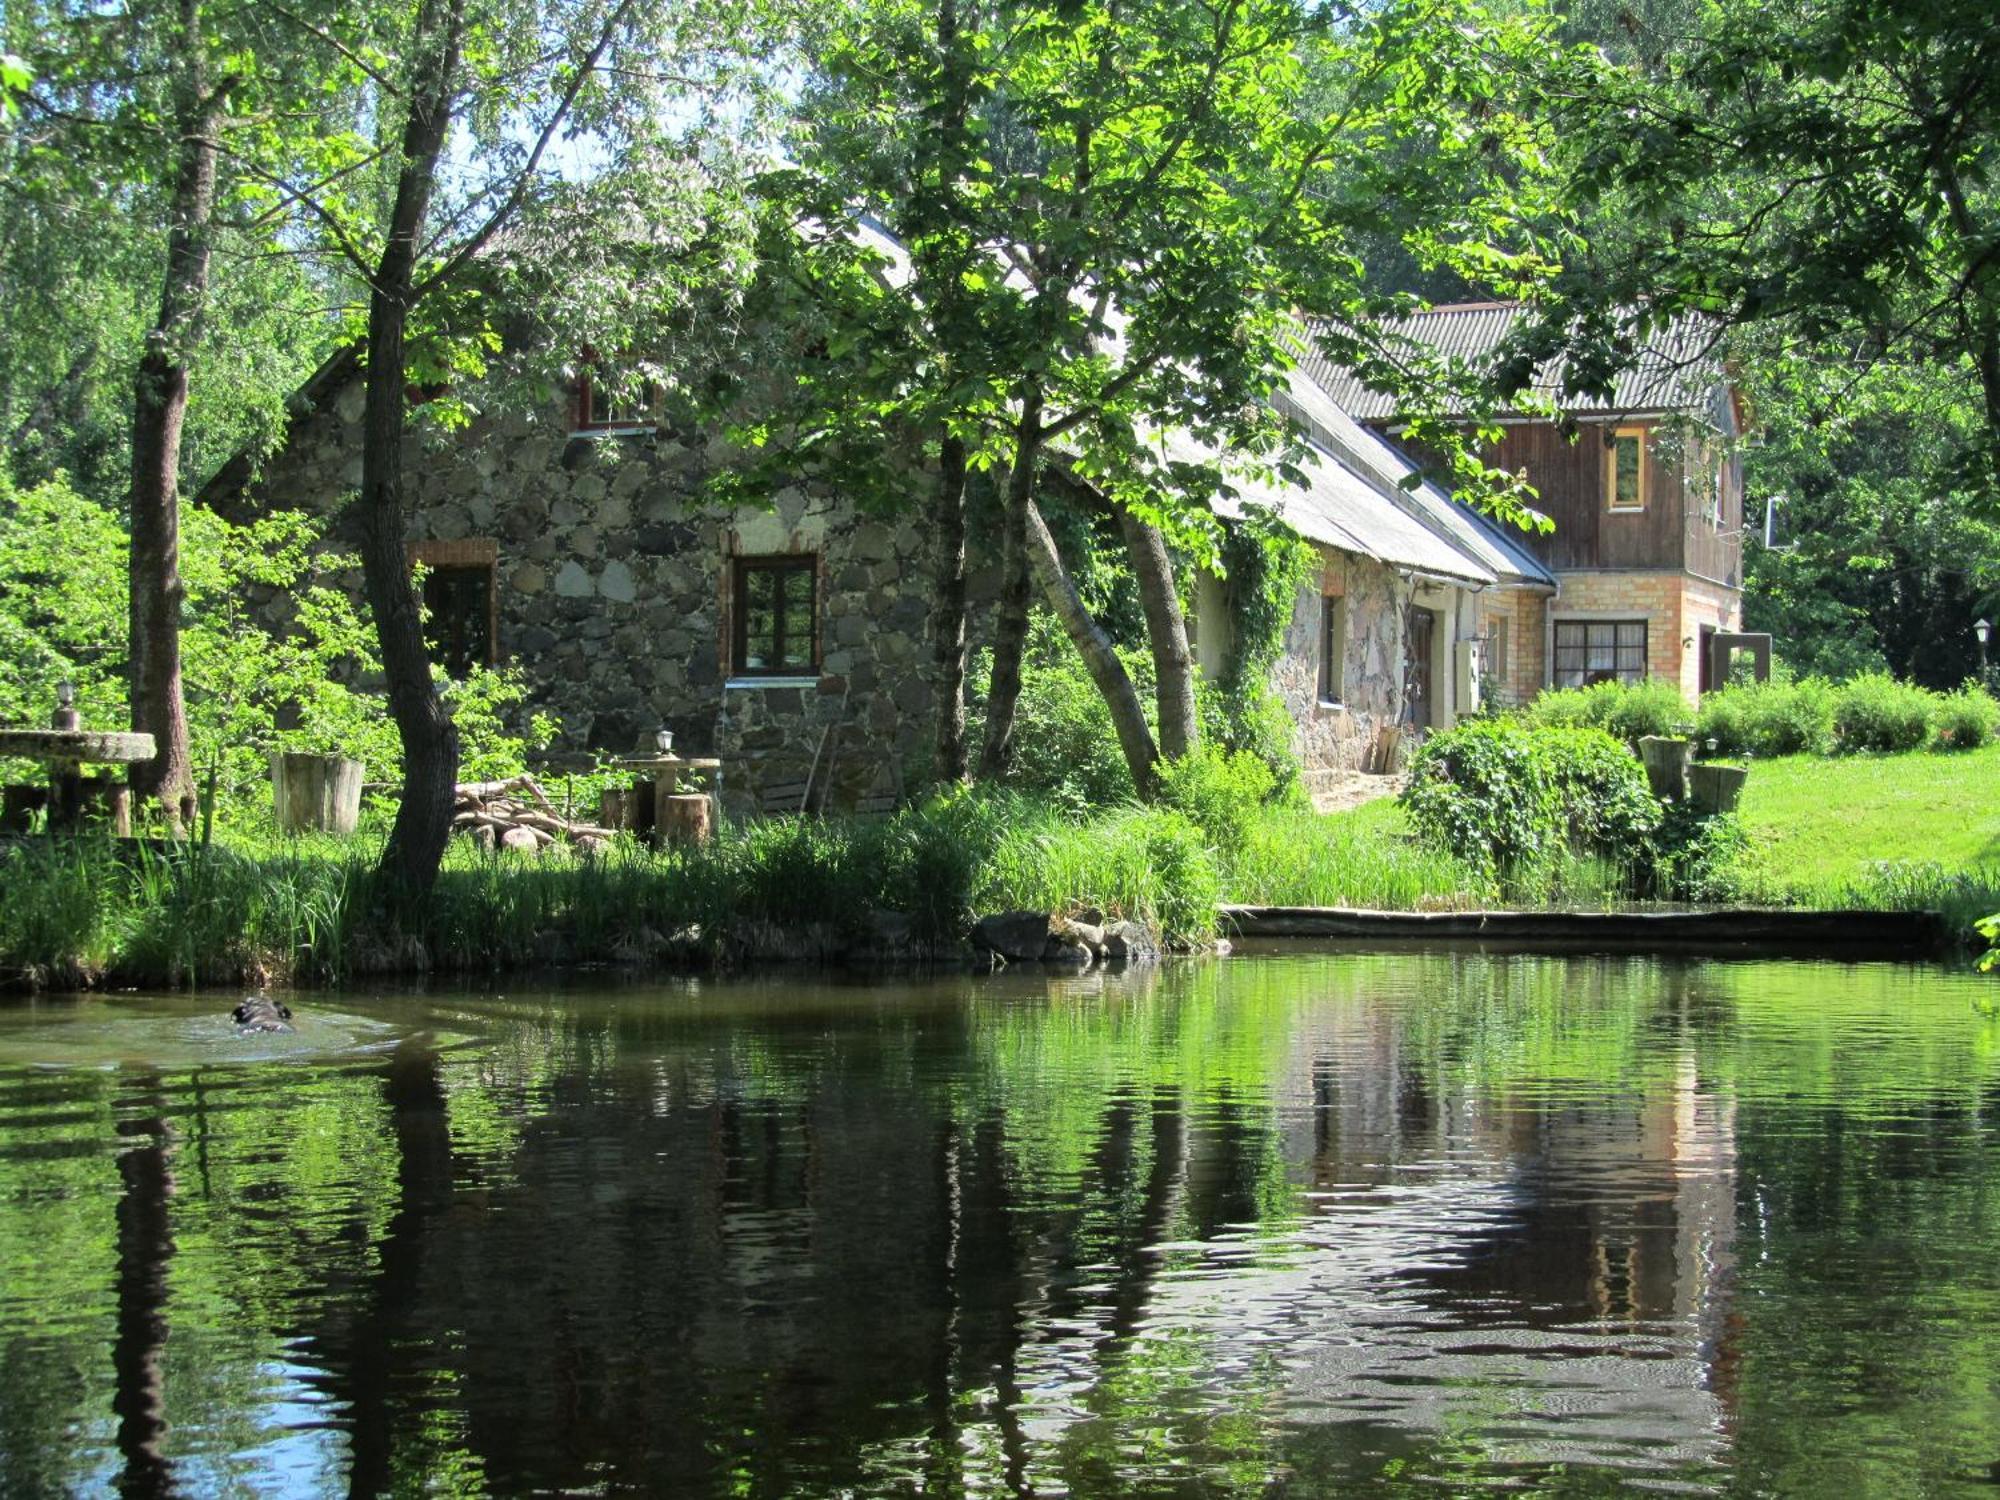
xmin=2 ymin=952 xmax=1997 ymax=1497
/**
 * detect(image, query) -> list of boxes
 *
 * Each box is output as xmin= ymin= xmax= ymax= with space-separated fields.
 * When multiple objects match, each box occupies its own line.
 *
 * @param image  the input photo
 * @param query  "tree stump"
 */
xmin=598 ymin=786 xmax=637 ymax=832
xmin=659 ymin=792 xmax=712 ymax=846
xmin=1636 ymin=736 xmax=1692 ymax=802
xmin=1689 ymin=763 xmax=1748 ymax=815
xmin=271 ymin=752 xmax=364 ymax=835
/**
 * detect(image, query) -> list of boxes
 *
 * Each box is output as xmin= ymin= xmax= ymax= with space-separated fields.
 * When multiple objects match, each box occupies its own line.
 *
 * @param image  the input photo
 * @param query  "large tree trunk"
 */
xmin=1023 ymin=497 xmax=1161 ymax=798
xmin=112 ymin=1082 xmax=176 ymax=1500
xmin=357 ymin=0 xmax=465 ymax=902
xmin=127 ymin=0 xmax=223 ymax=832
xmin=1116 ymin=506 xmax=1199 ymax=761
xmin=930 ymin=432 xmax=970 ymax=783
xmin=977 ymin=401 xmax=1042 ymax=780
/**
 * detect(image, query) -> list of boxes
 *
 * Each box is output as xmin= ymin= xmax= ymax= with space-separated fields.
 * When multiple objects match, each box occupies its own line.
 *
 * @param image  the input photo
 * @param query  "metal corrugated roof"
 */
xmin=1181 ymin=375 xmax=1496 ymax=585
xmin=1274 ymin=368 xmax=1554 ymax=590
xmin=1299 ymin=303 xmax=1724 ymax=422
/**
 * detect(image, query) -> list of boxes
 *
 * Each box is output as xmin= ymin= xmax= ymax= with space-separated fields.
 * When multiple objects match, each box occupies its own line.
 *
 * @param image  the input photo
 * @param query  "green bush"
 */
xmin=1643 ymin=802 xmax=1752 ymax=903
xmin=1831 ymin=673 xmax=1936 ymax=753
xmin=1933 ymin=687 xmax=1999 ymax=751
xmin=1402 ymin=719 xmax=1562 ymax=881
xmin=1524 ymin=679 xmax=1691 ymax=745
xmin=1696 ymin=677 xmax=1834 ymax=757
xmin=1539 ymin=725 xmax=1664 ymax=852
xmin=1155 ymin=744 xmax=1278 ymax=855
xmin=1402 ymin=719 xmax=1658 ymax=894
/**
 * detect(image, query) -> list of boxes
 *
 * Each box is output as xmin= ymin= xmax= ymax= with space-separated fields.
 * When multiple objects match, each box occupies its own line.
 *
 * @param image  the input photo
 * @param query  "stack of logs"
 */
xmin=454 ymin=775 xmax=613 ymax=857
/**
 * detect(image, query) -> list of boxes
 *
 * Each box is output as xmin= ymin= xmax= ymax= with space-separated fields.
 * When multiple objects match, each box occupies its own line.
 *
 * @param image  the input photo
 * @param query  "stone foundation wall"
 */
xmin=215 ymin=374 xmax=965 ymax=816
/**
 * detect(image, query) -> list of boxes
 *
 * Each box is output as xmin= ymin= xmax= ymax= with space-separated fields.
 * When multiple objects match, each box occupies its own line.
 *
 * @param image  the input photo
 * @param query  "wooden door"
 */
xmin=1404 ymin=606 xmax=1436 ymax=730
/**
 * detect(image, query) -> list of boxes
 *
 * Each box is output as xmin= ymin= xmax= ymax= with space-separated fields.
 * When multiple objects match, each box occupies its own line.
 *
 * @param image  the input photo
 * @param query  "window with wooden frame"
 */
xmin=731 ymin=555 xmax=819 ymax=677
xmin=1484 ymin=614 xmax=1511 ymax=687
xmin=1318 ymin=595 xmax=1346 ymax=703
xmin=1605 ymin=426 xmax=1647 ymax=512
xmin=1553 ymin=618 xmax=1646 ymax=687
xmin=409 ymin=538 xmax=498 ymax=679
xmin=574 ymin=360 xmax=656 ymax=432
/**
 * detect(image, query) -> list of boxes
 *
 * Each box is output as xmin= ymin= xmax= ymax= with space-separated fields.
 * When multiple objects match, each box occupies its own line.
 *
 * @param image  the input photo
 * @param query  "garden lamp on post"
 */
xmin=1977 ymin=618 xmax=1992 ymax=688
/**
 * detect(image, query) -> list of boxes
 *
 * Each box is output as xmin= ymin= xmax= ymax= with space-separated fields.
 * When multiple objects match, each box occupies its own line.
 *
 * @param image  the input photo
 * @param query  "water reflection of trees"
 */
xmin=1 ymin=958 xmax=1997 ymax=1496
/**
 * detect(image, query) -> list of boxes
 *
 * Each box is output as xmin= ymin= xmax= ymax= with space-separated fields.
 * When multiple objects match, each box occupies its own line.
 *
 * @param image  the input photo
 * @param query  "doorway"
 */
xmin=1404 ymin=606 xmax=1436 ymax=730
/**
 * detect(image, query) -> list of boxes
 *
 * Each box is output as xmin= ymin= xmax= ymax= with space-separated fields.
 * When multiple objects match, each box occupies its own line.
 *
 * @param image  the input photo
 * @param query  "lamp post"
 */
xmin=1977 ymin=618 xmax=1992 ymax=686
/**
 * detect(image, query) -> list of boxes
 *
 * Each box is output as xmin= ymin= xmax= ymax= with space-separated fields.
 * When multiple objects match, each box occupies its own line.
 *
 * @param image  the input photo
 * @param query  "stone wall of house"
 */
xmin=1270 ymin=546 xmax=1408 ymax=791
xmin=220 ymin=375 xmax=965 ymax=816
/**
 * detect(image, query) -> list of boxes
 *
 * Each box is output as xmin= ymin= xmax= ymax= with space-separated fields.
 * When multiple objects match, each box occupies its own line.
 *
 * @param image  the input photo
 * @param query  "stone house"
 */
xmin=202 ymin=313 xmax=1558 ymax=813
xmin=1305 ymin=303 xmax=1750 ymax=706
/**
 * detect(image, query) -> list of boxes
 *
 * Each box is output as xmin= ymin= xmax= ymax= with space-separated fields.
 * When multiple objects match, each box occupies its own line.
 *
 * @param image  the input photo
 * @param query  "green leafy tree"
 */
xmin=1535 ymin=0 xmax=2000 ymax=498
xmin=244 ymin=0 xmax=790 ymax=898
xmin=754 ymin=0 xmax=1561 ymax=799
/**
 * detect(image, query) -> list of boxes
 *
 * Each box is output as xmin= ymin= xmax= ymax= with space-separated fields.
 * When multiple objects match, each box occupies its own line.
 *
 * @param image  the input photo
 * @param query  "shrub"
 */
xmin=1696 ymin=677 xmax=1834 ymax=757
xmin=1538 ymin=726 xmax=1663 ymax=851
xmin=1933 ymin=687 xmax=2000 ymax=751
xmin=1402 ymin=718 xmax=1562 ymax=881
xmin=1402 ymin=719 xmax=1659 ymax=894
xmin=1524 ymin=679 xmax=1691 ymax=745
xmin=1831 ymin=673 xmax=1936 ymax=753
xmin=1155 ymin=744 xmax=1278 ymax=855
xmin=1643 ymin=802 xmax=1752 ymax=903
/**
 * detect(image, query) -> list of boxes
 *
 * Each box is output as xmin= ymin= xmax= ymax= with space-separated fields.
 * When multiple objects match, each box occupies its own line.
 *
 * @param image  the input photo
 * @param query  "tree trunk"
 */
xmin=357 ymin=0 xmax=465 ymax=902
xmin=1023 ymin=496 xmax=1161 ymax=797
xmin=127 ymin=0 xmax=223 ymax=832
xmin=1116 ymin=505 xmax=1199 ymax=761
xmin=112 ymin=1082 xmax=176 ymax=1500
xmin=930 ymin=431 xmax=971 ymax=783
xmin=977 ymin=400 xmax=1042 ymax=780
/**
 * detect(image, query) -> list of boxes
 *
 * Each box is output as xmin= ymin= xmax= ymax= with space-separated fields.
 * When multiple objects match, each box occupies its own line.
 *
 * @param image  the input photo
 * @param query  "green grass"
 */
xmin=1736 ymin=742 xmax=2000 ymax=888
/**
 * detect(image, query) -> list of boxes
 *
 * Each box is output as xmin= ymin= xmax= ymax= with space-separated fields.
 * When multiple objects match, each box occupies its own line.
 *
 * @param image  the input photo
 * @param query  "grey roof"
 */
xmin=1195 ymin=368 xmax=1499 ymax=586
xmin=1276 ymin=365 xmax=1555 ymax=590
xmin=1299 ymin=303 xmax=1726 ymax=423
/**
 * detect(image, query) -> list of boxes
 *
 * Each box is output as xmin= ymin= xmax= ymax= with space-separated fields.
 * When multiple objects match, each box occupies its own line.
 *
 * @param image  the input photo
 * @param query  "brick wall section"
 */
xmin=1528 ymin=570 xmax=1743 ymax=703
xmin=1677 ymin=574 xmax=1746 ymax=698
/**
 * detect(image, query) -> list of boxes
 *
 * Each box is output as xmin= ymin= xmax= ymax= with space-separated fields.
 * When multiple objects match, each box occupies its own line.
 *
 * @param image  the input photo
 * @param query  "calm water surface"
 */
xmin=1 ymin=952 xmax=1997 ymax=1497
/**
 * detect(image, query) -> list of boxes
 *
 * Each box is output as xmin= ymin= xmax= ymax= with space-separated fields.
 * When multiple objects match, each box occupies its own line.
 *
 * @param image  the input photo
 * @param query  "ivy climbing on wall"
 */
xmin=1202 ymin=509 xmax=1317 ymax=797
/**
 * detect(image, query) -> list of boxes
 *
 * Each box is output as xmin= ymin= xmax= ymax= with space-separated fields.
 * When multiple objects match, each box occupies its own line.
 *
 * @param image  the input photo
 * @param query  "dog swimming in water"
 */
xmin=231 ymin=994 xmax=295 ymax=1033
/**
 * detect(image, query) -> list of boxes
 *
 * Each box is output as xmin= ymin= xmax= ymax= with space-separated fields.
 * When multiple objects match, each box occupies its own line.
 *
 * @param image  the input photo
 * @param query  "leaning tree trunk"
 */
xmin=356 ymin=0 xmax=465 ymax=902
xmin=1023 ymin=497 xmax=1161 ymax=798
xmin=930 ymin=432 xmax=971 ymax=783
xmin=1116 ymin=506 xmax=1198 ymax=762
xmin=128 ymin=0 xmax=224 ymax=832
xmin=977 ymin=399 xmax=1042 ymax=780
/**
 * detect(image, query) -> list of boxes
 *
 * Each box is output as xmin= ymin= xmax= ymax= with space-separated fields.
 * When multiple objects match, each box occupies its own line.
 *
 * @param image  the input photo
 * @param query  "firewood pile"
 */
xmin=453 ymin=775 xmax=613 ymax=857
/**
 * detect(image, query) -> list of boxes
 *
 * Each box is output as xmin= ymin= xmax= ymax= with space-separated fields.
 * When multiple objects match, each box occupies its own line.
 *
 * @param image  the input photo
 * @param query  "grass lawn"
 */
xmin=1736 ymin=743 xmax=2000 ymax=893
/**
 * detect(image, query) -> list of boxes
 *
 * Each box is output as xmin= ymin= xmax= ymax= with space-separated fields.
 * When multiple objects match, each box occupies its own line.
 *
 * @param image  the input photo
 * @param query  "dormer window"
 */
xmin=1605 ymin=427 xmax=1646 ymax=512
xmin=574 ymin=361 xmax=656 ymax=432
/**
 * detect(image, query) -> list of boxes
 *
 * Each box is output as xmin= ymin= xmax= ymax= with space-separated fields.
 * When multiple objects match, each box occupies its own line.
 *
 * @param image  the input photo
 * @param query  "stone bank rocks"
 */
xmin=969 ymin=911 xmax=1162 ymax=971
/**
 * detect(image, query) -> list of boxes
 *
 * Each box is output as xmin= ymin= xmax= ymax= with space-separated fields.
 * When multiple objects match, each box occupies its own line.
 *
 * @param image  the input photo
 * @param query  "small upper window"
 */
xmin=732 ymin=555 xmax=818 ymax=677
xmin=1606 ymin=427 xmax=1646 ymax=512
xmin=575 ymin=362 xmax=655 ymax=432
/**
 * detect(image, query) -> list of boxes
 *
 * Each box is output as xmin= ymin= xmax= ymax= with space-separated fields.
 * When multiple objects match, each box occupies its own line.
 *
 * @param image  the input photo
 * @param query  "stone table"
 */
xmin=0 ymin=727 xmax=156 ymax=833
xmin=607 ymin=753 xmax=723 ymax=844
